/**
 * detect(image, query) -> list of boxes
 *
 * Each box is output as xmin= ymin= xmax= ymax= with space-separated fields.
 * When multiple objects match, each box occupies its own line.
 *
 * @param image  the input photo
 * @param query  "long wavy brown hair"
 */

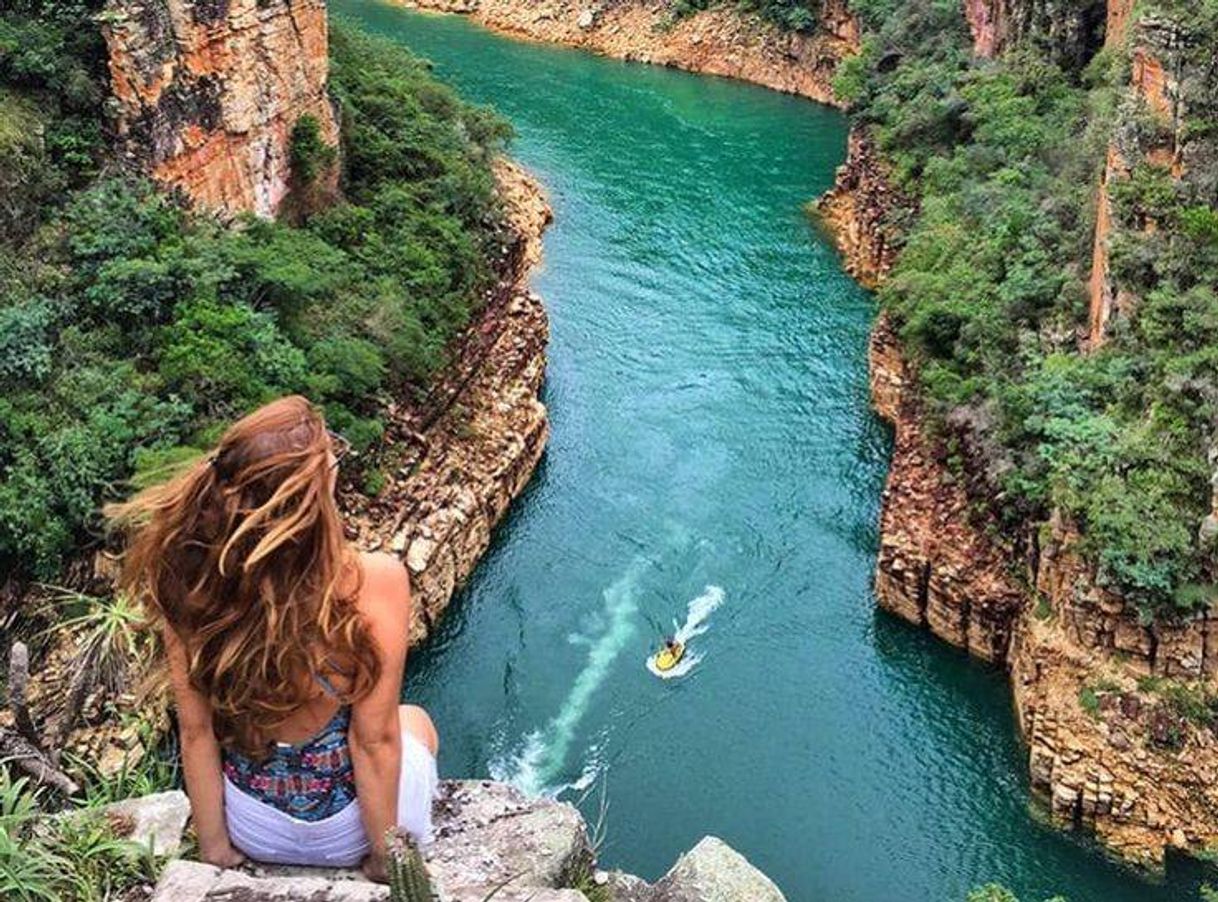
xmin=107 ymin=396 xmax=380 ymax=757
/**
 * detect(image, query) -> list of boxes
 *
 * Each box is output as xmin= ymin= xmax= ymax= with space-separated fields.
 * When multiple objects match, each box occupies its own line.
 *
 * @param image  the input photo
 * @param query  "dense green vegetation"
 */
xmin=0 ymin=3 xmax=511 ymax=580
xmin=838 ymin=0 xmax=1218 ymax=619
xmin=672 ymin=0 xmax=823 ymax=32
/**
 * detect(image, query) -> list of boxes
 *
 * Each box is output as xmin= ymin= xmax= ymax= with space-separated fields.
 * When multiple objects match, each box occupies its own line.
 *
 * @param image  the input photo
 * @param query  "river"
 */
xmin=333 ymin=3 xmax=1207 ymax=898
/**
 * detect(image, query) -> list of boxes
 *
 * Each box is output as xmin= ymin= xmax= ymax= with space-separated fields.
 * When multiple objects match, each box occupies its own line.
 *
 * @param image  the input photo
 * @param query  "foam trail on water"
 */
xmin=646 ymin=585 xmax=724 ymax=679
xmin=492 ymin=561 xmax=642 ymax=795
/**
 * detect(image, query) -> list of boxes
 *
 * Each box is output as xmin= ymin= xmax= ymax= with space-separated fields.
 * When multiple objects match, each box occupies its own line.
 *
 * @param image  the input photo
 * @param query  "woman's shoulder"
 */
xmin=352 ymin=551 xmax=411 ymax=620
xmin=356 ymin=550 xmax=409 ymax=584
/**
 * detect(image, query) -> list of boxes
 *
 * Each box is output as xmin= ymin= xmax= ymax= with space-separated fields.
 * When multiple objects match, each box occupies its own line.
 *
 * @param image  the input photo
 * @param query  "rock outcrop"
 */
xmin=344 ymin=159 xmax=553 ymax=643
xmin=869 ymin=315 xmax=1025 ymax=663
xmin=101 ymin=0 xmax=339 ymax=218
xmin=816 ymin=129 xmax=910 ymax=290
xmin=117 ymin=781 xmax=785 ymax=901
xmin=962 ymin=0 xmax=1106 ymax=68
xmin=403 ymin=0 xmax=860 ymax=107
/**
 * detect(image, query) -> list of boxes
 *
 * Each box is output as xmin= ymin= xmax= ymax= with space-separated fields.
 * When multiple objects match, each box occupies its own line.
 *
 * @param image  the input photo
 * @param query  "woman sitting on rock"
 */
xmin=109 ymin=395 xmax=438 ymax=881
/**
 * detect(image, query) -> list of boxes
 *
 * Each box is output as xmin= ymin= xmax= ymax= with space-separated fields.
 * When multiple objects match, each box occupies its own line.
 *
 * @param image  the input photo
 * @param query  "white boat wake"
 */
xmin=646 ymin=584 xmax=724 ymax=680
xmin=490 ymin=561 xmax=643 ymax=796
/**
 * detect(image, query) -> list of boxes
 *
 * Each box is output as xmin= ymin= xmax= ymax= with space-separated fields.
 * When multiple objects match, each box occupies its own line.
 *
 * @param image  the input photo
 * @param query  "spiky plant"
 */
xmin=387 ymin=831 xmax=434 ymax=902
xmin=40 ymin=588 xmax=152 ymax=698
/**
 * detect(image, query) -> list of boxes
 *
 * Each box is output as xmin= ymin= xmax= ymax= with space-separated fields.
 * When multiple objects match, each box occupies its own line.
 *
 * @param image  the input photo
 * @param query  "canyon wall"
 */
xmin=818 ymin=0 xmax=1218 ymax=862
xmin=963 ymin=0 xmax=1106 ymax=67
xmin=347 ymin=159 xmax=553 ymax=644
xmin=861 ymin=298 xmax=1218 ymax=863
xmin=816 ymin=130 xmax=910 ymax=290
xmin=403 ymin=0 xmax=860 ymax=107
xmin=101 ymin=0 xmax=339 ymax=219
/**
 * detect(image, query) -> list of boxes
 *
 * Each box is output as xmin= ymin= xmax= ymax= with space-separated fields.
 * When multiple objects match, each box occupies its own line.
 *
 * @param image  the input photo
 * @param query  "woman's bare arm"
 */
xmin=349 ymin=553 xmax=412 ymax=879
xmin=163 ymin=626 xmax=245 ymax=868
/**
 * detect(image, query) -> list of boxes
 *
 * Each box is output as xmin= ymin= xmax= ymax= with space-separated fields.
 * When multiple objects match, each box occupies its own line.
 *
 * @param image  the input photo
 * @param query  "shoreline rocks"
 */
xmin=400 ymin=0 xmax=860 ymax=108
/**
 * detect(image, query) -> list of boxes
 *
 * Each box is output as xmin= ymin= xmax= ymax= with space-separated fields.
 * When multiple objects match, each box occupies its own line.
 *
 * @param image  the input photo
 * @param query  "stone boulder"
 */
xmin=149 ymin=780 xmax=593 ymax=901
xmin=138 ymin=782 xmax=785 ymax=902
xmin=427 ymin=780 xmax=592 ymax=897
xmin=642 ymin=837 xmax=785 ymax=902
xmin=61 ymin=789 xmax=190 ymax=857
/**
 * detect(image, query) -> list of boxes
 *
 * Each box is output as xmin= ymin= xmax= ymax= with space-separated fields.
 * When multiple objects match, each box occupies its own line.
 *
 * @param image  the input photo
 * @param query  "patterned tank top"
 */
xmin=222 ymin=700 xmax=356 ymax=822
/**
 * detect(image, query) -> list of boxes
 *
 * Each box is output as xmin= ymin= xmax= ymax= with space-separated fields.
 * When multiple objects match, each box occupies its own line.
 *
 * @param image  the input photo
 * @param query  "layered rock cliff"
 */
xmin=820 ymin=0 xmax=1218 ymax=863
xmin=963 ymin=0 xmax=1106 ymax=67
xmin=868 ymin=303 xmax=1218 ymax=863
xmin=403 ymin=0 xmax=860 ymax=107
xmin=816 ymin=130 xmax=911 ymax=290
xmin=101 ymin=0 xmax=339 ymax=218
xmin=346 ymin=159 xmax=553 ymax=643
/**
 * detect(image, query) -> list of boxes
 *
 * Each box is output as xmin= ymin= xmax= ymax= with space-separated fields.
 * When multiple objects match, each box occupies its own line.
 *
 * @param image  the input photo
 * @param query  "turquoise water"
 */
xmin=334 ymin=4 xmax=1208 ymax=899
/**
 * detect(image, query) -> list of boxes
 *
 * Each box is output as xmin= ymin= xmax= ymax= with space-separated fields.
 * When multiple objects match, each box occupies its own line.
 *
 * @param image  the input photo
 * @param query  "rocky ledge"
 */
xmin=815 ymin=129 xmax=912 ymax=290
xmin=344 ymin=158 xmax=554 ymax=644
xmin=401 ymin=0 xmax=859 ymax=107
xmin=98 ymin=781 xmax=785 ymax=901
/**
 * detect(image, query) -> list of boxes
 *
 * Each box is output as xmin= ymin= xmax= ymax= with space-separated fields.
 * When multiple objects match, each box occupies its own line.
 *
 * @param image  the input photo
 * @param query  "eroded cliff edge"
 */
xmin=102 ymin=0 xmax=341 ymax=219
xmin=346 ymin=157 xmax=553 ymax=644
xmin=402 ymin=0 xmax=860 ymax=107
xmin=823 ymin=6 xmax=1218 ymax=866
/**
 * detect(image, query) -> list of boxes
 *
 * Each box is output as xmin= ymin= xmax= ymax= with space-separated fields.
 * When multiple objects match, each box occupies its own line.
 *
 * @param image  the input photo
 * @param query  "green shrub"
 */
xmin=289 ymin=113 xmax=337 ymax=187
xmin=0 ymin=14 xmax=511 ymax=580
xmin=850 ymin=0 xmax=1218 ymax=619
xmin=672 ymin=0 xmax=824 ymax=32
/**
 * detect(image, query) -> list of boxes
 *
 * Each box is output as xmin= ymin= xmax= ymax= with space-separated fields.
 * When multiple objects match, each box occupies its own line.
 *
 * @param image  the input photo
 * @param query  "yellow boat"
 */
xmin=654 ymin=642 xmax=685 ymax=672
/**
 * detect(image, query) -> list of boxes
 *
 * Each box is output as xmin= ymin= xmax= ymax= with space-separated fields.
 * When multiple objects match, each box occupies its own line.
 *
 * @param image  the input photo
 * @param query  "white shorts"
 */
xmin=224 ymin=727 xmax=439 ymax=867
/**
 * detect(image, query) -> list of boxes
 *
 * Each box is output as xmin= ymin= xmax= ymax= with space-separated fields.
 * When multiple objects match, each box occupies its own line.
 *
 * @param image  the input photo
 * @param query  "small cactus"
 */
xmin=387 ymin=831 xmax=435 ymax=902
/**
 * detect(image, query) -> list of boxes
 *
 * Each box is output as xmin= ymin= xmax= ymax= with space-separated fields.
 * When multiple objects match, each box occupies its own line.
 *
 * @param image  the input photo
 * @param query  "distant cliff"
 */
xmin=962 ymin=0 xmax=1106 ymax=66
xmin=403 ymin=0 xmax=860 ymax=107
xmin=101 ymin=0 xmax=339 ymax=218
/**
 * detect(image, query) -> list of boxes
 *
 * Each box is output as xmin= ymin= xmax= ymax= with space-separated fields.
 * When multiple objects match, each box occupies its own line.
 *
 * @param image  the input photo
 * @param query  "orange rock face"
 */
xmin=870 ymin=314 xmax=1025 ymax=662
xmin=1105 ymin=0 xmax=1134 ymax=47
xmin=816 ymin=130 xmax=911 ymax=290
xmin=963 ymin=0 xmax=1003 ymax=57
xmin=1085 ymin=146 xmax=1126 ymax=348
xmin=1132 ymin=47 xmax=1174 ymax=120
xmin=102 ymin=0 xmax=339 ymax=218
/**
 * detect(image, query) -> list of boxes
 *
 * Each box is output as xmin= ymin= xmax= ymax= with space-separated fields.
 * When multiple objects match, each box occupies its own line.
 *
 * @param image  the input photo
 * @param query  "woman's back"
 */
xmin=108 ymin=397 xmax=439 ymax=878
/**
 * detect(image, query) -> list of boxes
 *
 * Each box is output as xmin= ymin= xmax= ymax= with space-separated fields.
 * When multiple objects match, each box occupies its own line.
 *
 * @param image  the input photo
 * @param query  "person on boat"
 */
xmin=108 ymin=396 xmax=437 ymax=882
xmin=665 ymin=636 xmax=679 ymax=653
